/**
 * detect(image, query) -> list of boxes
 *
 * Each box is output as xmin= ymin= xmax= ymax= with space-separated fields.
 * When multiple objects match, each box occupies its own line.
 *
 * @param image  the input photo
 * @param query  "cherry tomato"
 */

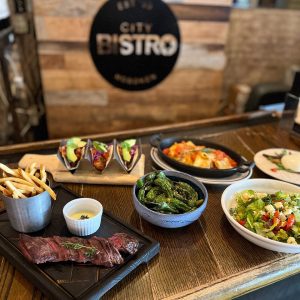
xmin=191 ymin=152 xmax=197 ymax=161
xmin=174 ymin=146 xmax=182 ymax=156
xmin=238 ymin=220 xmax=246 ymax=226
xmin=163 ymin=148 xmax=169 ymax=155
xmin=262 ymin=214 xmax=269 ymax=222
xmin=285 ymin=214 xmax=295 ymax=231
xmin=214 ymin=150 xmax=226 ymax=160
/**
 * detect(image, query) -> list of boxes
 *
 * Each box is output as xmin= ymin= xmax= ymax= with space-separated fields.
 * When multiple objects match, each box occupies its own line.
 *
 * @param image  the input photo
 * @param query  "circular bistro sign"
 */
xmin=89 ymin=0 xmax=180 ymax=91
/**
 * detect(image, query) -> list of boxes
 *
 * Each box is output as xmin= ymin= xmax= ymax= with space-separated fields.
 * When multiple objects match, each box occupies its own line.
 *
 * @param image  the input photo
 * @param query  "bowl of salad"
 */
xmin=221 ymin=179 xmax=300 ymax=253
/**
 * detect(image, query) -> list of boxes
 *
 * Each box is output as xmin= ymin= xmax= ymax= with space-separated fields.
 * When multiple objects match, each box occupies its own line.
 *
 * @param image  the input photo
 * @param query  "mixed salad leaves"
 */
xmin=230 ymin=190 xmax=300 ymax=245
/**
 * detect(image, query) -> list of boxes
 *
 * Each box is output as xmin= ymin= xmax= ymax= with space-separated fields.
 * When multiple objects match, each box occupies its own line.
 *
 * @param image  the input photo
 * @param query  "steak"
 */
xmin=19 ymin=233 xmax=139 ymax=266
xmin=109 ymin=233 xmax=140 ymax=255
xmin=91 ymin=237 xmax=124 ymax=266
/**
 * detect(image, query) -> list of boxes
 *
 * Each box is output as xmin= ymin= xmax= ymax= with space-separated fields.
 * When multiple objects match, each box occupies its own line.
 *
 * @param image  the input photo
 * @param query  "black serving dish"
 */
xmin=0 ymin=185 xmax=160 ymax=299
xmin=150 ymin=135 xmax=255 ymax=178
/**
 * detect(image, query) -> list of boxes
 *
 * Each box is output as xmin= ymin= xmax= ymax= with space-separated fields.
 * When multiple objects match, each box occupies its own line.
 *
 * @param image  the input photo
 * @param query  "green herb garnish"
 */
xmin=93 ymin=141 xmax=108 ymax=152
xmin=80 ymin=215 xmax=89 ymax=220
xmin=61 ymin=242 xmax=98 ymax=258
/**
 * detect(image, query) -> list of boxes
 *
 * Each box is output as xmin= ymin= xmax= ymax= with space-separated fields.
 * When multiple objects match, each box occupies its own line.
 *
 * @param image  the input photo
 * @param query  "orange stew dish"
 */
xmin=162 ymin=141 xmax=237 ymax=170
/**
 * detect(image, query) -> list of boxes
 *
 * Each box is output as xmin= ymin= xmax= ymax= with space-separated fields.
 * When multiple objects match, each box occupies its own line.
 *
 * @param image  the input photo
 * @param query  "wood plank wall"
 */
xmin=32 ymin=0 xmax=232 ymax=138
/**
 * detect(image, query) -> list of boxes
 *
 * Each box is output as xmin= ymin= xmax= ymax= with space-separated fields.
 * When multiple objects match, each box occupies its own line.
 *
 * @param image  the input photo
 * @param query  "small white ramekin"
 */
xmin=63 ymin=198 xmax=103 ymax=236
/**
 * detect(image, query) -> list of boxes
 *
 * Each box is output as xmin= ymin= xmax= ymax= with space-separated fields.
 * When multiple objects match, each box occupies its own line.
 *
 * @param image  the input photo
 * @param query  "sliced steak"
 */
xmin=91 ymin=237 xmax=123 ymax=266
xmin=19 ymin=233 xmax=138 ymax=266
xmin=53 ymin=236 xmax=75 ymax=261
xmin=108 ymin=233 xmax=139 ymax=255
xmin=88 ymin=238 xmax=114 ymax=267
xmin=19 ymin=235 xmax=58 ymax=264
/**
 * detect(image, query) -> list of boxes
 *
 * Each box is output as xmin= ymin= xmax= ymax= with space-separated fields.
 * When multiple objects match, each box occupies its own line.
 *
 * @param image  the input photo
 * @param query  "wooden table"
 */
xmin=1 ymin=111 xmax=300 ymax=300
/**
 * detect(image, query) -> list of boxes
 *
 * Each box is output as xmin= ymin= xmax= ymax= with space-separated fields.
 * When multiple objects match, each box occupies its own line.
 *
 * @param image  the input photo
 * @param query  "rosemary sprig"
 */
xmin=61 ymin=241 xmax=98 ymax=258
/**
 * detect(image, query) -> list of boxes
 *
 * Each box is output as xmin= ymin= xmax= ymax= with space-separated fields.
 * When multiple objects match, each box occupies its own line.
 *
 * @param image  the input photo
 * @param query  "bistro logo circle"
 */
xmin=89 ymin=0 xmax=180 ymax=91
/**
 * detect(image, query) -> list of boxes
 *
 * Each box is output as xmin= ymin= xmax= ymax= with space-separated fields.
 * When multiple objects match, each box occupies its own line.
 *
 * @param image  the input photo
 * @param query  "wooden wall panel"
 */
xmin=39 ymin=43 xmax=226 ymax=72
xmin=34 ymin=17 xmax=229 ymax=45
xmin=41 ymin=69 xmax=223 ymax=92
xmin=33 ymin=1 xmax=232 ymax=17
xmin=45 ymin=83 xmax=222 ymax=137
xmin=32 ymin=0 xmax=232 ymax=138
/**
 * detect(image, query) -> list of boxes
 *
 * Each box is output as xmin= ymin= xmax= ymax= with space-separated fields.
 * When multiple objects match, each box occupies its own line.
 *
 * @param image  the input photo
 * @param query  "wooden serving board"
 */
xmin=18 ymin=154 xmax=145 ymax=185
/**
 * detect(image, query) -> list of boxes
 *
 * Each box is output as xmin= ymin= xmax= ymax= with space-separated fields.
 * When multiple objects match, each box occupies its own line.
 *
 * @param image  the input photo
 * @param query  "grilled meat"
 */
xmin=19 ymin=233 xmax=139 ymax=266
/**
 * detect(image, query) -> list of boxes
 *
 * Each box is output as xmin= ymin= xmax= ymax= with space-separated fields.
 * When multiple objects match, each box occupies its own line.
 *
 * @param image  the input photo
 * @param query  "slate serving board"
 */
xmin=0 ymin=185 xmax=160 ymax=299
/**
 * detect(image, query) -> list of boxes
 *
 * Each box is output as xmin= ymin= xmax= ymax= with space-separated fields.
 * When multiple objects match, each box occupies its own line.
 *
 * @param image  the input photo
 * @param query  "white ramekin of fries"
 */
xmin=0 ymin=162 xmax=56 ymax=233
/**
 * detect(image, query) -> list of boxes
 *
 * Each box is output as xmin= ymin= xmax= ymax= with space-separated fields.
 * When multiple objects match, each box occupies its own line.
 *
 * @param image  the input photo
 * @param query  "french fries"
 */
xmin=29 ymin=174 xmax=56 ymax=201
xmin=0 ymin=163 xmax=19 ymax=177
xmin=0 ymin=163 xmax=56 ymax=200
xmin=29 ymin=162 xmax=37 ymax=176
xmin=0 ymin=185 xmax=11 ymax=197
xmin=5 ymin=181 xmax=26 ymax=199
xmin=12 ymin=182 xmax=35 ymax=193
xmin=18 ymin=169 xmax=43 ymax=193
xmin=40 ymin=164 xmax=46 ymax=183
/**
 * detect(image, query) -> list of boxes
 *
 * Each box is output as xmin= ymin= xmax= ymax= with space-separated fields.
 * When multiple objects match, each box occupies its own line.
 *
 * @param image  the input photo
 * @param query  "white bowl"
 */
xmin=63 ymin=198 xmax=103 ymax=236
xmin=221 ymin=178 xmax=300 ymax=253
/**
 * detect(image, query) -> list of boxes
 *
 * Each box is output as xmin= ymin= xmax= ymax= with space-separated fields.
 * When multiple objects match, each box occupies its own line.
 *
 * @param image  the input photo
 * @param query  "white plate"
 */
xmin=221 ymin=179 xmax=300 ymax=253
xmin=150 ymin=148 xmax=252 ymax=186
xmin=254 ymin=148 xmax=300 ymax=185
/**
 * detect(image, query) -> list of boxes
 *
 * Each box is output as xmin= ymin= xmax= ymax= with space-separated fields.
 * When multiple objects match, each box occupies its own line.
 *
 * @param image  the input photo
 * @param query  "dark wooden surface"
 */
xmin=1 ymin=112 xmax=300 ymax=299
